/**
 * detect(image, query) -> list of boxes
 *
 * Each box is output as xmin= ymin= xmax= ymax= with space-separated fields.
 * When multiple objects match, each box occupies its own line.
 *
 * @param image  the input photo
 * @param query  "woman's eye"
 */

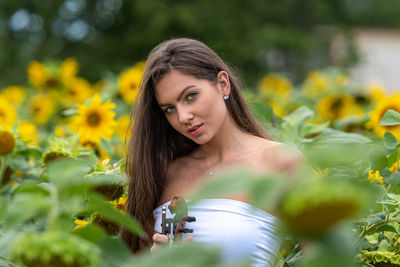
xmin=187 ymin=92 xmax=197 ymax=101
xmin=164 ymin=106 xmax=175 ymax=114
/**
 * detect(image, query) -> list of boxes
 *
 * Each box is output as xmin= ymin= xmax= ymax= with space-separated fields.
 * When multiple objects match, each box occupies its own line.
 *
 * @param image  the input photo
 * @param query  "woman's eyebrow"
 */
xmin=159 ymin=85 xmax=195 ymax=107
xmin=176 ymin=85 xmax=196 ymax=101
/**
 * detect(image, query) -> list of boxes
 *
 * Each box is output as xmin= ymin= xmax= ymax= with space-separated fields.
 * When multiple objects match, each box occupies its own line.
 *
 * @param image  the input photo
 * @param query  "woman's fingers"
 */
xmin=153 ymin=233 xmax=169 ymax=243
xmin=150 ymin=233 xmax=169 ymax=253
xmin=151 ymin=234 xmax=194 ymax=253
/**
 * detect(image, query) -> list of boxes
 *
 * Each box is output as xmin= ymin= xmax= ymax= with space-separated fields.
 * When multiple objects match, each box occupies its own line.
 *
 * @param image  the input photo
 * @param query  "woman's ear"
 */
xmin=217 ymin=71 xmax=231 ymax=96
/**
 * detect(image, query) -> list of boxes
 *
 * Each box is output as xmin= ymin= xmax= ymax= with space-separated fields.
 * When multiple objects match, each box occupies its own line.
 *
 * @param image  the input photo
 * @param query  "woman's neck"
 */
xmin=199 ymin=117 xmax=252 ymax=164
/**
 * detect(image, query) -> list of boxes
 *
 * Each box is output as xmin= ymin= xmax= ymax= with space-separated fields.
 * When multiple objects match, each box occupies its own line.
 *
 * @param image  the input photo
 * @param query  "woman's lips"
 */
xmin=188 ymin=124 xmax=203 ymax=136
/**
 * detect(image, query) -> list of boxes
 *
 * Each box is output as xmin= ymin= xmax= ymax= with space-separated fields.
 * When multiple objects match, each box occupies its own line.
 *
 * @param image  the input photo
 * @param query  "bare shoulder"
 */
xmin=166 ymin=156 xmax=190 ymax=181
xmin=256 ymin=138 xmax=305 ymax=174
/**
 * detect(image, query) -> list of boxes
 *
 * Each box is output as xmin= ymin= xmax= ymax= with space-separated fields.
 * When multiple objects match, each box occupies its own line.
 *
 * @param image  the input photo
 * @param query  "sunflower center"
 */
xmin=87 ymin=112 xmax=101 ymax=126
xmin=33 ymin=106 xmax=41 ymax=114
xmin=129 ymin=82 xmax=137 ymax=90
xmin=69 ymin=89 xmax=77 ymax=96
xmin=46 ymin=77 xmax=59 ymax=88
xmin=0 ymin=131 xmax=15 ymax=155
xmin=330 ymin=98 xmax=344 ymax=115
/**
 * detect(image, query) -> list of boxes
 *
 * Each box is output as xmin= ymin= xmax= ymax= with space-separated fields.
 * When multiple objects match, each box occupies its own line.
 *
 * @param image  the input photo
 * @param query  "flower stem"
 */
xmin=357 ymin=217 xmax=400 ymax=241
xmin=0 ymin=157 xmax=7 ymax=187
xmin=47 ymin=185 xmax=59 ymax=231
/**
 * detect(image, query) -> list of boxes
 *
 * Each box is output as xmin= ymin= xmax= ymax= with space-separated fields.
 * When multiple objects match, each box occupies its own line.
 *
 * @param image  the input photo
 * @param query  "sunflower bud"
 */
xmin=279 ymin=178 xmax=372 ymax=237
xmin=93 ymin=214 xmax=119 ymax=235
xmin=42 ymin=151 xmax=69 ymax=165
xmin=11 ymin=232 xmax=100 ymax=267
xmin=0 ymin=130 xmax=15 ymax=155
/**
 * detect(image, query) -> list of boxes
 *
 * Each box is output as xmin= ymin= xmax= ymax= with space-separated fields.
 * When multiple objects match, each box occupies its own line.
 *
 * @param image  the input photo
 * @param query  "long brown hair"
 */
xmin=120 ymin=38 xmax=268 ymax=253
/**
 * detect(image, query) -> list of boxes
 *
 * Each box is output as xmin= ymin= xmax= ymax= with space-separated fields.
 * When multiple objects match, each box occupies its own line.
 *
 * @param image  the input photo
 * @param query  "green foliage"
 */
xmin=381 ymin=109 xmax=400 ymax=127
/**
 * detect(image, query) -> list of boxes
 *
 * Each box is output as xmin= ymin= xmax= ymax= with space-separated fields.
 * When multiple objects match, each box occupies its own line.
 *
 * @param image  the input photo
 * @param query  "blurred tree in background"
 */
xmin=2 ymin=0 xmax=400 ymax=89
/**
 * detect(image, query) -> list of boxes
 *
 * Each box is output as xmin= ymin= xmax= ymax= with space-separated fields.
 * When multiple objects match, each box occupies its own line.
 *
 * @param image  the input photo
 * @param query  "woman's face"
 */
xmin=154 ymin=69 xmax=230 ymax=144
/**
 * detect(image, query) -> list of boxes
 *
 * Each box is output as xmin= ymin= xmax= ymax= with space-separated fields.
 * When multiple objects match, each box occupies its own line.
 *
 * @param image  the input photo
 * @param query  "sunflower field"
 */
xmin=1 ymin=58 xmax=400 ymax=267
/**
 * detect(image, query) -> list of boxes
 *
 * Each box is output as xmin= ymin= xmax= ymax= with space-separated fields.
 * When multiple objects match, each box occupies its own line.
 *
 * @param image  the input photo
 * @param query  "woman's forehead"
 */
xmin=155 ymin=71 xmax=199 ymax=97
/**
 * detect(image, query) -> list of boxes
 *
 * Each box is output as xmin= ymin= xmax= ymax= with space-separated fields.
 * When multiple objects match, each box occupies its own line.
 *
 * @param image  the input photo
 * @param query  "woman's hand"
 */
xmin=150 ymin=233 xmax=169 ymax=253
xmin=150 ymin=233 xmax=194 ymax=253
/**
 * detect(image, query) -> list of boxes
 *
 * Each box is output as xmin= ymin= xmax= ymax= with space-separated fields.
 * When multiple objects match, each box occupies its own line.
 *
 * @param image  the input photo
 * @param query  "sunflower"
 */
xmin=81 ymin=141 xmax=111 ymax=163
xmin=28 ymin=94 xmax=56 ymax=125
xmin=389 ymin=160 xmax=400 ymax=173
xmin=266 ymin=101 xmax=285 ymax=117
xmin=28 ymin=61 xmax=60 ymax=90
xmin=17 ymin=120 xmax=38 ymax=145
xmin=1 ymin=86 xmax=26 ymax=106
xmin=111 ymin=195 xmax=127 ymax=212
xmin=316 ymin=93 xmax=363 ymax=122
xmin=0 ymin=96 xmax=17 ymax=130
xmin=259 ymin=73 xmax=292 ymax=99
xmin=54 ymin=124 xmax=68 ymax=138
xmin=334 ymin=74 xmax=349 ymax=88
xmin=367 ymin=93 xmax=400 ymax=139
xmin=27 ymin=61 xmax=48 ymax=89
xmin=118 ymin=62 xmax=145 ymax=104
xmin=313 ymin=168 xmax=328 ymax=178
xmin=63 ymin=77 xmax=93 ymax=105
xmin=302 ymin=71 xmax=330 ymax=98
xmin=368 ymin=170 xmax=384 ymax=185
xmin=73 ymin=219 xmax=89 ymax=231
xmin=59 ymin=57 xmax=79 ymax=85
xmin=71 ymin=94 xmax=116 ymax=143
xmin=116 ymin=114 xmax=132 ymax=141
xmin=366 ymin=83 xmax=386 ymax=102
xmin=0 ymin=130 xmax=15 ymax=155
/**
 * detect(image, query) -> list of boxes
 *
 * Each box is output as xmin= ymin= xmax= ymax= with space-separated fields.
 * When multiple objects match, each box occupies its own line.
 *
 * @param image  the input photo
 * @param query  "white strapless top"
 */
xmin=153 ymin=198 xmax=282 ymax=267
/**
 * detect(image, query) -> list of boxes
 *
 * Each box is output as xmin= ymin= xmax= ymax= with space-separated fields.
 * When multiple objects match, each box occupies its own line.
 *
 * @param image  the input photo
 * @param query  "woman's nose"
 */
xmin=177 ymin=108 xmax=193 ymax=124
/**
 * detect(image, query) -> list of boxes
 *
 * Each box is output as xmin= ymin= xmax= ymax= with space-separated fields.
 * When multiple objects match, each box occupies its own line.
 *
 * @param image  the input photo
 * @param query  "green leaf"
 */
xmin=387 ymin=150 xmax=398 ymax=167
xmin=0 ymin=196 xmax=8 ymax=221
xmin=311 ymin=128 xmax=371 ymax=145
xmin=368 ymin=145 xmax=388 ymax=171
xmin=99 ymin=139 xmax=114 ymax=158
xmin=0 ymin=256 xmax=16 ymax=267
xmin=86 ymin=174 xmax=125 ymax=185
xmin=47 ymin=158 xmax=92 ymax=188
xmin=369 ymin=224 xmax=398 ymax=235
xmin=61 ymin=108 xmax=78 ymax=116
xmin=16 ymin=146 xmax=43 ymax=158
xmin=73 ymin=224 xmax=107 ymax=244
xmin=97 ymin=236 xmax=136 ymax=267
xmin=134 ymin=242 xmax=226 ymax=267
xmin=383 ymin=132 xmax=399 ymax=151
xmin=249 ymin=176 xmax=281 ymax=209
xmin=3 ymin=193 xmax=50 ymax=229
xmin=300 ymin=121 xmax=330 ymax=138
xmin=284 ymin=106 xmax=314 ymax=127
xmin=13 ymin=182 xmax=51 ymax=196
xmin=7 ymin=156 xmax=30 ymax=171
xmin=381 ymin=109 xmax=400 ymax=126
xmin=384 ymin=172 xmax=400 ymax=185
xmin=249 ymin=101 xmax=274 ymax=123
xmin=363 ymin=212 xmax=386 ymax=225
xmin=87 ymin=193 xmax=144 ymax=238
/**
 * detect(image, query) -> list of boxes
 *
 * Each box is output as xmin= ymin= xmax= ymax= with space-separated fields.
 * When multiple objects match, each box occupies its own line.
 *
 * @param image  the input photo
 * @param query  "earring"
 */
xmin=223 ymin=95 xmax=230 ymax=100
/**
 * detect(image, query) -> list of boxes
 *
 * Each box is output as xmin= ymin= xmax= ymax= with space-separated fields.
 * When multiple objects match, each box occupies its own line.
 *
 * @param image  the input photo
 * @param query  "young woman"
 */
xmin=120 ymin=38 xmax=302 ymax=266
